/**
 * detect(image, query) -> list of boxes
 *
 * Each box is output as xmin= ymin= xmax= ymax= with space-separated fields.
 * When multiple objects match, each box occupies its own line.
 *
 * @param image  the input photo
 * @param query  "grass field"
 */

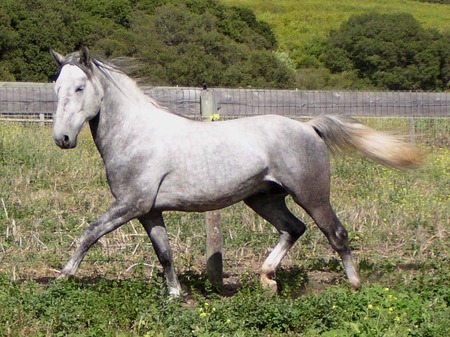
xmin=0 ymin=119 xmax=449 ymax=336
xmin=221 ymin=0 xmax=450 ymax=66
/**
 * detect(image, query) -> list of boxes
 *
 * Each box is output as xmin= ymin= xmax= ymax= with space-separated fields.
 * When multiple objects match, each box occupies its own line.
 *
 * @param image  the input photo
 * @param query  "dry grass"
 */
xmin=0 ymin=119 xmax=448 ymax=287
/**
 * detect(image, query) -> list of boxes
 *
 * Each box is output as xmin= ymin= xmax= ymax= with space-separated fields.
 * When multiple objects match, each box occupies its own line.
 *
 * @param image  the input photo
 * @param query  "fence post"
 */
xmin=200 ymin=85 xmax=223 ymax=290
xmin=408 ymin=117 xmax=416 ymax=144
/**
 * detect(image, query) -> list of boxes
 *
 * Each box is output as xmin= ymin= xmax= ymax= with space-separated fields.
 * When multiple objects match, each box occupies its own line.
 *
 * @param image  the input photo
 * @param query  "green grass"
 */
xmin=0 ymin=120 xmax=449 ymax=336
xmin=0 ymin=267 xmax=449 ymax=336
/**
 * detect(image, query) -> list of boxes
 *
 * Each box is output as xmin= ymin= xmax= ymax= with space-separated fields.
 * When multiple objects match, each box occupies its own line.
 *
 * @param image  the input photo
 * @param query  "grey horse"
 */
xmin=51 ymin=48 xmax=422 ymax=296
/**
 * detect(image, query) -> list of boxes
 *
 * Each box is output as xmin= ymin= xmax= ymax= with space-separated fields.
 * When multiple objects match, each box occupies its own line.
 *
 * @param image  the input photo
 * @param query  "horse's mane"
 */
xmin=60 ymin=49 xmax=175 ymax=114
xmin=59 ymin=51 xmax=125 ymax=87
xmin=113 ymin=58 xmax=189 ymax=115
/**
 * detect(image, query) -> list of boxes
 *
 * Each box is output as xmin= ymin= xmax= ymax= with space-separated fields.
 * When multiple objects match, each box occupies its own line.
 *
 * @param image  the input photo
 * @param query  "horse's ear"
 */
xmin=51 ymin=49 xmax=65 ymax=67
xmin=79 ymin=46 xmax=92 ymax=68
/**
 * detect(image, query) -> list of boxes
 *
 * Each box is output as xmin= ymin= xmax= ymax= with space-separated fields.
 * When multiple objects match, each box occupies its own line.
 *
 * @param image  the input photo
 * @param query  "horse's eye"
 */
xmin=75 ymin=86 xmax=84 ymax=93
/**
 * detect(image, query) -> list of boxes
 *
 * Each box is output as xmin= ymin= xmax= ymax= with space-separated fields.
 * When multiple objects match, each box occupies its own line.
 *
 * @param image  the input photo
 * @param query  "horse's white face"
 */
xmin=53 ymin=64 xmax=103 ymax=149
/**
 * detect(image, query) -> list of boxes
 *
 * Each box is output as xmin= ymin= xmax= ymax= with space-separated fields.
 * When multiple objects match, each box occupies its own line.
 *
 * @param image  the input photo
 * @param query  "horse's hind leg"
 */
xmin=244 ymin=193 xmax=306 ymax=292
xmin=303 ymin=202 xmax=360 ymax=290
xmin=139 ymin=212 xmax=182 ymax=297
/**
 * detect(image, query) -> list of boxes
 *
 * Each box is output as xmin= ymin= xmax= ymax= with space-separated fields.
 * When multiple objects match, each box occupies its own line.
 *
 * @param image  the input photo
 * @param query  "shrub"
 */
xmin=0 ymin=0 xmax=295 ymax=88
xmin=323 ymin=12 xmax=450 ymax=90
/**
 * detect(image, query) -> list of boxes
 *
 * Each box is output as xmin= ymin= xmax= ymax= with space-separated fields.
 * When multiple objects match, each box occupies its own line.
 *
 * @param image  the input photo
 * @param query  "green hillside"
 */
xmin=221 ymin=0 xmax=450 ymax=66
xmin=1 ymin=0 xmax=448 ymax=88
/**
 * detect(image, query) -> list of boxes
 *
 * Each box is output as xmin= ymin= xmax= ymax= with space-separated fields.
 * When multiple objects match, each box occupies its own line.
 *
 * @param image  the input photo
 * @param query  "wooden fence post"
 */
xmin=408 ymin=117 xmax=416 ymax=144
xmin=200 ymin=85 xmax=223 ymax=289
xmin=39 ymin=113 xmax=45 ymax=127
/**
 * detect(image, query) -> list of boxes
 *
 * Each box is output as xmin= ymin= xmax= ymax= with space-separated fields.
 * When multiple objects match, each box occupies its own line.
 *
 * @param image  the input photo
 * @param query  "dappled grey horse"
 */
xmin=51 ymin=48 xmax=422 ymax=296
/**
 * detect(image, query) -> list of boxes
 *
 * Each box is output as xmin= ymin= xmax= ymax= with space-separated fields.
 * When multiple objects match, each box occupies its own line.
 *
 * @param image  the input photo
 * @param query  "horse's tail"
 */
xmin=308 ymin=115 xmax=423 ymax=170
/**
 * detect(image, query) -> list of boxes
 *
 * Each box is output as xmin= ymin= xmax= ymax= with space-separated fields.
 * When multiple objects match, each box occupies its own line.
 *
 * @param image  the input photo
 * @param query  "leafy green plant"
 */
xmin=223 ymin=0 xmax=450 ymax=89
xmin=323 ymin=12 xmax=450 ymax=90
xmin=0 ymin=0 xmax=294 ymax=88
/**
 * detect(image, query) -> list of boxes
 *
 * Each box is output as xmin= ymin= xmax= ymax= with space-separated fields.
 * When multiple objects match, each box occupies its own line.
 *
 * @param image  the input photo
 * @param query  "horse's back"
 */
xmin=153 ymin=114 xmax=330 ymax=212
xmin=234 ymin=114 xmax=328 ymax=166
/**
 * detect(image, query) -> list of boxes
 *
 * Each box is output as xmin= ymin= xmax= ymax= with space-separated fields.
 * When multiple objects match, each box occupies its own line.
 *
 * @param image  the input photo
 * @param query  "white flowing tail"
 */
xmin=308 ymin=115 xmax=423 ymax=170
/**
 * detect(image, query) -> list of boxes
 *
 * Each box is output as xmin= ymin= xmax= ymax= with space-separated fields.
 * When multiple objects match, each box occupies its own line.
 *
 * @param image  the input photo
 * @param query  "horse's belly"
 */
xmin=154 ymin=174 xmax=271 ymax=212
xmin=152 ymin=131 xmax=277 ymax=212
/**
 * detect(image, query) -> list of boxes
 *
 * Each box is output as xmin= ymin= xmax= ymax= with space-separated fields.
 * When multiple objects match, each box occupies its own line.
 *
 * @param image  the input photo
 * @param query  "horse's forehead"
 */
xmin=57 ymin=65 xmax=87 ymax=85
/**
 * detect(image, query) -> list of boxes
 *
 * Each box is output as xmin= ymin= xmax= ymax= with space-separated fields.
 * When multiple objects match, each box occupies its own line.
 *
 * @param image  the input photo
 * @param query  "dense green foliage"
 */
xmin=2 ymin=0 xmax=450 ymax=89
xmin=0 ymin=0 xmax=294 ymax=87
xmin=223 ymin=0 xmax=450 ymax=90
xmin=0 ymin=265 xmax=449 ymax=336
xmin=323 ymin=12 xmax=450 ymax=90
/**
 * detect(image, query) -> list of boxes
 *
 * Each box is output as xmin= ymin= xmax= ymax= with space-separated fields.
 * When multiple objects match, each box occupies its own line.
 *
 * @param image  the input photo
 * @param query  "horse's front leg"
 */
xmin=59 ymin=200 xmax=145 ymax=278
xmin=139 ymin=212 xmax=182 ymax=297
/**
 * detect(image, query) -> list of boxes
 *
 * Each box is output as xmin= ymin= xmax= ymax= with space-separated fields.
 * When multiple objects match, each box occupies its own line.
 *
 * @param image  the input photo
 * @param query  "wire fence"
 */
xmin=151 ymin=88 xmax=450 ymax=119
xmin=1 ymin=82 xmax=449 ymax=119
xmin=0 ymin=82 xmax=448 ymax=145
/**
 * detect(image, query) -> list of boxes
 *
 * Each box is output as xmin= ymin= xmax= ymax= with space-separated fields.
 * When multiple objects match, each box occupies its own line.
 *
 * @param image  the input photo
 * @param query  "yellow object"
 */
xmin=210 ymin=113 xmax=220 ymax=121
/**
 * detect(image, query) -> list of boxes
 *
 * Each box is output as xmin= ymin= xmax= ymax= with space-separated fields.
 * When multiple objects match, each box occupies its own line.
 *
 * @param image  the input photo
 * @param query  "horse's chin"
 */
xmin=54 ymin=137 xmax=78 ymax=149
xmin=60 ymin=143 xmax=77 ymax=150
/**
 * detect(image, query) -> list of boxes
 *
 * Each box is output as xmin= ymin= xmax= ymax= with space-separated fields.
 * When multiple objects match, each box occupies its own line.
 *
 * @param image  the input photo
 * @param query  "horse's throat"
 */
xmin=89 ymin=112 xmax=100 ymax=142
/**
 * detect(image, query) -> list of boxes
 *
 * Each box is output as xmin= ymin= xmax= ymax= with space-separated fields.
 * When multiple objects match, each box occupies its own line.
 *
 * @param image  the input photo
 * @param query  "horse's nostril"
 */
xmin=54 ymin=134 xmax=75 ymax=149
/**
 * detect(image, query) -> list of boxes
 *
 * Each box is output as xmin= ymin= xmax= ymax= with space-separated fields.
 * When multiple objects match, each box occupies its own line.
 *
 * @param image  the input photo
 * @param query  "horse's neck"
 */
xmin=89 ymin=74 xmax=173 ymax=158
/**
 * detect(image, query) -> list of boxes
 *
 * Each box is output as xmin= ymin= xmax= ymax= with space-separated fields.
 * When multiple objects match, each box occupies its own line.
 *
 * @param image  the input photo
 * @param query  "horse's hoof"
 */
xmin=348 ymin=277 xmax=361 ymax=291
xmin=260 ymin=274 xmax=278 ymax=294
xmin=350 ymin=281 xmax=361 ymax=292
xmin=348 ymin=279 xmax=361 ymax=292
xmin=55 ymin=269 xmax=73 ymax=281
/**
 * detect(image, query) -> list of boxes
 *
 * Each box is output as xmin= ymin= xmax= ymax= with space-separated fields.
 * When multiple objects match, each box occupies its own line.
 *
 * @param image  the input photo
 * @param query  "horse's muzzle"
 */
xmin=54 ymin=134 xmax=77 ymax=149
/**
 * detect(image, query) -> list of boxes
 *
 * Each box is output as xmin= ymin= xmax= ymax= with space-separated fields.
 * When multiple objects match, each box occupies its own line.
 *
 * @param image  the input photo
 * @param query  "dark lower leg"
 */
xmin=139 ymin=213 xmax=181 ymax=296
xmin=310 ymin=205 xmax=360 ymax=290
xmin=60 ymin=201 xmax=140 ymax=278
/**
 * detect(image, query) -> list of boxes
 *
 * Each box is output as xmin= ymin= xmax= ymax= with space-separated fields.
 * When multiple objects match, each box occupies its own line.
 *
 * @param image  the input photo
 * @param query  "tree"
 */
xmin=0 ymin=6 xmax=18 ymax=80
xmin=125 ymin=2 xmax=293 ymax=87
xmin=0 ymin=0 xmax=130 ymax=81
xmin=323 ymin=12 xmax=450 ymax=90
xmin=0 ymin=0 xmax=294 ymax=88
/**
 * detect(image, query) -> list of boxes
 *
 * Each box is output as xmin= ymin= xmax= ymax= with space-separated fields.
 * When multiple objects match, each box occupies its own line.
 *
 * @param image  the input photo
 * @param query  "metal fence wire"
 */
xmin=139 ymin=87 xmax=450 ymax=119
xmin=0 ymin=82 xmax=448 ymax=144
xmin=1 ymin=82 xmax=449 ymax=120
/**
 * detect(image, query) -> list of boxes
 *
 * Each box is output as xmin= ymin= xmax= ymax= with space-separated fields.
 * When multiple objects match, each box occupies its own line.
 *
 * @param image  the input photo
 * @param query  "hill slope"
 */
xmin=221 ymin=0 xmax=450 ymax=66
